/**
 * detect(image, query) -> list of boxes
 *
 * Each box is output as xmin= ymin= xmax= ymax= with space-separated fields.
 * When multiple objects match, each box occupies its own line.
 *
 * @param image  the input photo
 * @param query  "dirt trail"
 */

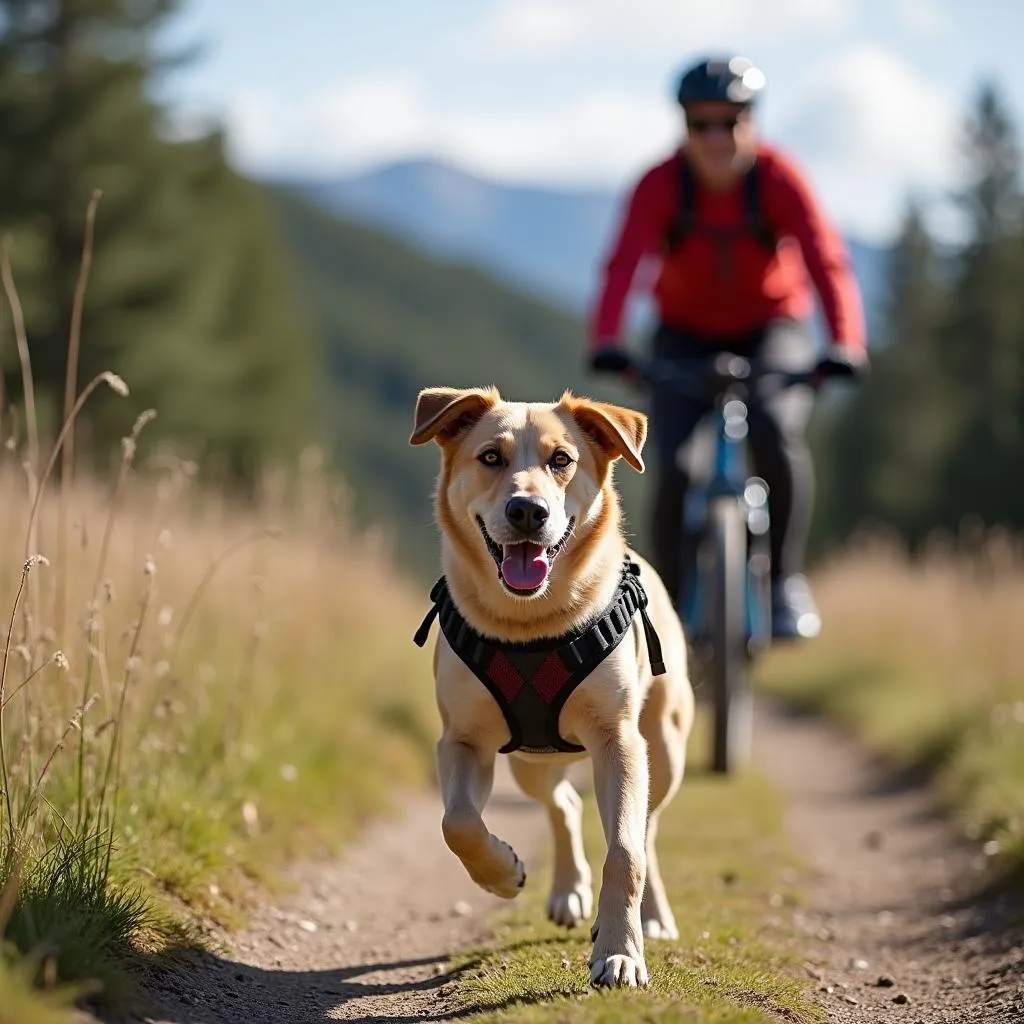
xmin=135 ymin=704 xmax=1023 ymax=1024
xmin=138 ymin=761 xmax=548 ymax=1024
xmin=756 ymin=700 xmax=1023 ymax=1024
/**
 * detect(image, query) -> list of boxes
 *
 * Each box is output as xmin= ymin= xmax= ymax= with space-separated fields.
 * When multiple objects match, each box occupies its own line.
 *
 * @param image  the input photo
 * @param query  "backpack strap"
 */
xmin=665 ymin=153 xmax=779 ymax=254
xmin=743 ymin=159 xmax=779 ymax=252
xmin=665 ymin=153 xmax=697 ymax=253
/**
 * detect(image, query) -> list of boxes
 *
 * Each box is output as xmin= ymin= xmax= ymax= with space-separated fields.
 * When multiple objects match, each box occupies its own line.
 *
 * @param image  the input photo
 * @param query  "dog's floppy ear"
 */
xmin=410 ymin=386 xmax=500 ymax=446
xmin=560 ymin=392 xmax=647 ymax=473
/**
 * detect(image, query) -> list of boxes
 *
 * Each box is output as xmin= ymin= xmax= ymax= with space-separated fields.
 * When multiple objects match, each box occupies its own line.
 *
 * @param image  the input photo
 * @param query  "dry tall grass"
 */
xmin=759 ymin=530 xmax=1024 ymax=871
xmin=0 ymin=438 xmax=438 ymax=1012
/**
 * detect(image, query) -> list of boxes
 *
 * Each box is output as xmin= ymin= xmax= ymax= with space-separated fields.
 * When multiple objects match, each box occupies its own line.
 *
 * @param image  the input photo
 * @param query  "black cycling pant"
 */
xmin=647 ymin=318 xmax=816 ymax=604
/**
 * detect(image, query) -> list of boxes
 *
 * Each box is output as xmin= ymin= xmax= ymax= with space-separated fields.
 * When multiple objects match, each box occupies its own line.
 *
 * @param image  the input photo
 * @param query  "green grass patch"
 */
xmin=450 ymin=723 xmax=823 ymax=1023
xmin=758 ymin=538 xmax=1024 ymax=878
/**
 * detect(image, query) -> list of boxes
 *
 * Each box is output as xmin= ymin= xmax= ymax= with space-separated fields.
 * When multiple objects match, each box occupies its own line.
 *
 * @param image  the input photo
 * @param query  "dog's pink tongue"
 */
xmin=501 ymin=542 xmax=550 ymax=591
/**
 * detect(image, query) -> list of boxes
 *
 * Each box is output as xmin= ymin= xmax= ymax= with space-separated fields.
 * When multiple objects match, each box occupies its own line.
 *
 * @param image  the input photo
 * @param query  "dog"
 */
xmin=410 ymin=385 xmax=695 ymax=988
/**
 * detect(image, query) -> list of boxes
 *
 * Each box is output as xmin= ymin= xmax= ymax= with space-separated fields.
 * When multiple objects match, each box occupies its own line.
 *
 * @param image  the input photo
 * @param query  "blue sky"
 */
xmin=161 ymin=1 xmax=1018 ymax=244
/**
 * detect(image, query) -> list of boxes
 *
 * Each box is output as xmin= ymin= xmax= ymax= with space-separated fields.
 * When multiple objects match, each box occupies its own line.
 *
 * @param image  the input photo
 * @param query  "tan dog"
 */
xmin=410 ymin=385 xmax=695 ymax=988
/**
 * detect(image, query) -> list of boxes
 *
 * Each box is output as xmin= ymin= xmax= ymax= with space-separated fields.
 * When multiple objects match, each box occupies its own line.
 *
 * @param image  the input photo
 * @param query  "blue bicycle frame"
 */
xmin=677 ymin=385 xmax=773 ymax=656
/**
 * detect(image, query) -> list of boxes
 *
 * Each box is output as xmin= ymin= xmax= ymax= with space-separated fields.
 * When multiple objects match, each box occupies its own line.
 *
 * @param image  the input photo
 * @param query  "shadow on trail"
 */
xmin=113 ymin=935 xmax=578 ymax=1024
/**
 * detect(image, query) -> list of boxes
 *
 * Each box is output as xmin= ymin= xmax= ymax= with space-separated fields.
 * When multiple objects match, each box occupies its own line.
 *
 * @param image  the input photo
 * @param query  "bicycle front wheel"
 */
xmin=703 ymin=497 xmax=753 ymax=775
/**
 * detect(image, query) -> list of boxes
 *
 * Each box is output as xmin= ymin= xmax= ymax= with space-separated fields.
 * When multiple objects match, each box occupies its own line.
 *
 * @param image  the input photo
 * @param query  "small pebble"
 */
xmin=850 ymin=957 xmax=870 ymax=971
xmin=343 ymin=919 xmax=358 ymax=932
xmin=864 ymin=829 xmax=885 ymax=850
xmin=452 ymin=901 xmax=472 ymax=917
xmin=844 ymin=995 xmax=860 ymax=1006
xmin=893 ymin=993 xmax=910 ymax=1005
xmin=298 ymin=919 xmax=317 ymax=933
xmin=876 ymin=975 xmax=896 ymax=988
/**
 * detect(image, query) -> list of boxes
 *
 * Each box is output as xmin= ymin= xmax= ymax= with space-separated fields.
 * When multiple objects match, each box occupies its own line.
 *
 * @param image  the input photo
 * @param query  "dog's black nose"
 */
xmin=505 ymin=495 xmax=550 ymax=535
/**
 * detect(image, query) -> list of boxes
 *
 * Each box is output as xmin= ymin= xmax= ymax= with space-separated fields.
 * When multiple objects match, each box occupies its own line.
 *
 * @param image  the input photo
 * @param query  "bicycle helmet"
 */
xmin=676 ymin=56 xmax=766 ymax=107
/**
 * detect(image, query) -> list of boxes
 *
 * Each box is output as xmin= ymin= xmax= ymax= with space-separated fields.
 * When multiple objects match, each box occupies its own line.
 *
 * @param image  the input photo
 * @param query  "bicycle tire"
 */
xmin=703 ymin=497 xmax=753 ymax=775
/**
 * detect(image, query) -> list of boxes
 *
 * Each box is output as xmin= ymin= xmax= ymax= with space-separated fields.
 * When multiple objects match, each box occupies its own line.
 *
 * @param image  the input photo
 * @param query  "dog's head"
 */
xmin=410 ymin=386 xmax=646 ymax=601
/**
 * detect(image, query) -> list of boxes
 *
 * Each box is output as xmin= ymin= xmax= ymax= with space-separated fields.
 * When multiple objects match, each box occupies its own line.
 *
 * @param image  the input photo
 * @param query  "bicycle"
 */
xmin=600 ymin=351 xmax=852 ymax=775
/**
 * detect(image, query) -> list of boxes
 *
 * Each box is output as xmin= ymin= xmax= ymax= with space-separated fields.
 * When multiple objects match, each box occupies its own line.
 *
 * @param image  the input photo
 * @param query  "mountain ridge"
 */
xmin=271 ymin=155 xmax=890 ymax=344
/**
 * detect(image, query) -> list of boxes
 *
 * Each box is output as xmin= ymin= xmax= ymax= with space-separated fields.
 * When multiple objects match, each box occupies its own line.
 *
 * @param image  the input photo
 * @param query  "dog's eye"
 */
xmin=478 ymin=449 xmax=503 ymax=468
xmin=550 ymin=450 xmax=574 ymax=470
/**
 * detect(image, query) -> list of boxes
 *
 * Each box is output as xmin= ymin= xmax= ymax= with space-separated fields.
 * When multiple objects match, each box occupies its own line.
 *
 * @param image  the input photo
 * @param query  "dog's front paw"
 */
xmin=547 ymin=883 xmax=593 ymax=929
xmin=590 ymin=953 xmax=649 ymax=989
xmin=472 ymin=838 xmax=526 ymax=899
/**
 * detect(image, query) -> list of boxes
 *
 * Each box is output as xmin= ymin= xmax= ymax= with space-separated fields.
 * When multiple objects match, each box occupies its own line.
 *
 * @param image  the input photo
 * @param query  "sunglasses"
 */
xmin=686 ymin=116 xmax=742 ymax=135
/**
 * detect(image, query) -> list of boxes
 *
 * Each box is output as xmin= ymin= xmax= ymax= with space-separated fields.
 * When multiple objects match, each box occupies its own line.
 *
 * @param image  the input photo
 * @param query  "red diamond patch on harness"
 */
xmin=486 ymin=651 xmax=524 ymax=702
xmin=530 ymin=652 xmax=571 ymax=704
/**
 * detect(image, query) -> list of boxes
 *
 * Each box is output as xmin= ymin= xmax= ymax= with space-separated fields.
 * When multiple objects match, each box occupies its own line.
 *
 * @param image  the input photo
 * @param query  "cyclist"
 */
xmin=587 ymin=55 xmax=868 ymax=640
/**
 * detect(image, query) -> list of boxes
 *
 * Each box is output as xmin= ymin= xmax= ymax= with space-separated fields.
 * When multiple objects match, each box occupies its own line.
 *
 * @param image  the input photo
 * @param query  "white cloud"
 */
xmin=229 ymin=75 xmax=435 ymax=171
xmin=226 ymin=75 xmax=679 ymax=188
xmin=896 ymin=0 xmax=952 ymax=35
xmin=780 ymin=45 xmax=960 ymax=241
xmin=439 ymin=92 xmax=678 ymax=184
xmin=480 ymin=2 xmax=580 ymax=55
xmin=465 ymin=0 xmax=853 ymax=58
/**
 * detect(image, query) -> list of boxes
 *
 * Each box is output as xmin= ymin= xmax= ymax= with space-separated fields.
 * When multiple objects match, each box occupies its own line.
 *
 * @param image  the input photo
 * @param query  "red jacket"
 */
xmin=589 ymin=143 xmax=866 ymax=351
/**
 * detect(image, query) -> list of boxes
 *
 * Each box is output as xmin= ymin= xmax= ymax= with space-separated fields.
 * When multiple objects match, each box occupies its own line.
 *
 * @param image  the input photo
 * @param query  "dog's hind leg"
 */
xmin=638 ymin=682 xmax=690 ymax=940
xmin=437 ymin=735 xmax=526 ymax=899
xmin=508 ymin=755 xmax=592 ymax=929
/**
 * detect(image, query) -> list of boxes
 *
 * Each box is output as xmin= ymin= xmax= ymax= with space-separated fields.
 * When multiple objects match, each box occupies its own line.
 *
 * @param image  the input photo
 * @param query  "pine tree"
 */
xmin=863 ymin=200 xmax=952 ymax=539
xmin=809 ymin=200 xmax=946 ymax=549
xmin=0 ymin=0 xmax=315 ymax=478
xmin=811 ymin=83 xmax=1024 ymax=553
xmin=936 ymin=82 xmax=1024 ymax=529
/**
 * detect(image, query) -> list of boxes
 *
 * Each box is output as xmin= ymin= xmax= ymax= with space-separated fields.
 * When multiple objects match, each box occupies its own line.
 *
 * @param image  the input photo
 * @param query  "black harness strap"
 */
xmin=414 ymin=558 xmax=667 ymax=755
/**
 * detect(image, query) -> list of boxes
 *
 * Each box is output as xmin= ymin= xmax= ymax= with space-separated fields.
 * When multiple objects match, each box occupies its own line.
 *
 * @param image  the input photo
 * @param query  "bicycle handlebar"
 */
xmin=597 ymin=350 xmax=857 ymax=402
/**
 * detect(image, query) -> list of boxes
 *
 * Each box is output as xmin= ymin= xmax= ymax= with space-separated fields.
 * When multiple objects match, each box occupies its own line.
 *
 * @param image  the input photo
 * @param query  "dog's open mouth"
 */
xmin=477 ymin=517 xmax=575 ymax=595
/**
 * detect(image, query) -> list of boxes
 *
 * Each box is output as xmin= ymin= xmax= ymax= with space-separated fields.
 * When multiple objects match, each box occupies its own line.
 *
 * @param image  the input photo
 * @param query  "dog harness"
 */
xmin=413 ymin=558 xmax=667 ymax=755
